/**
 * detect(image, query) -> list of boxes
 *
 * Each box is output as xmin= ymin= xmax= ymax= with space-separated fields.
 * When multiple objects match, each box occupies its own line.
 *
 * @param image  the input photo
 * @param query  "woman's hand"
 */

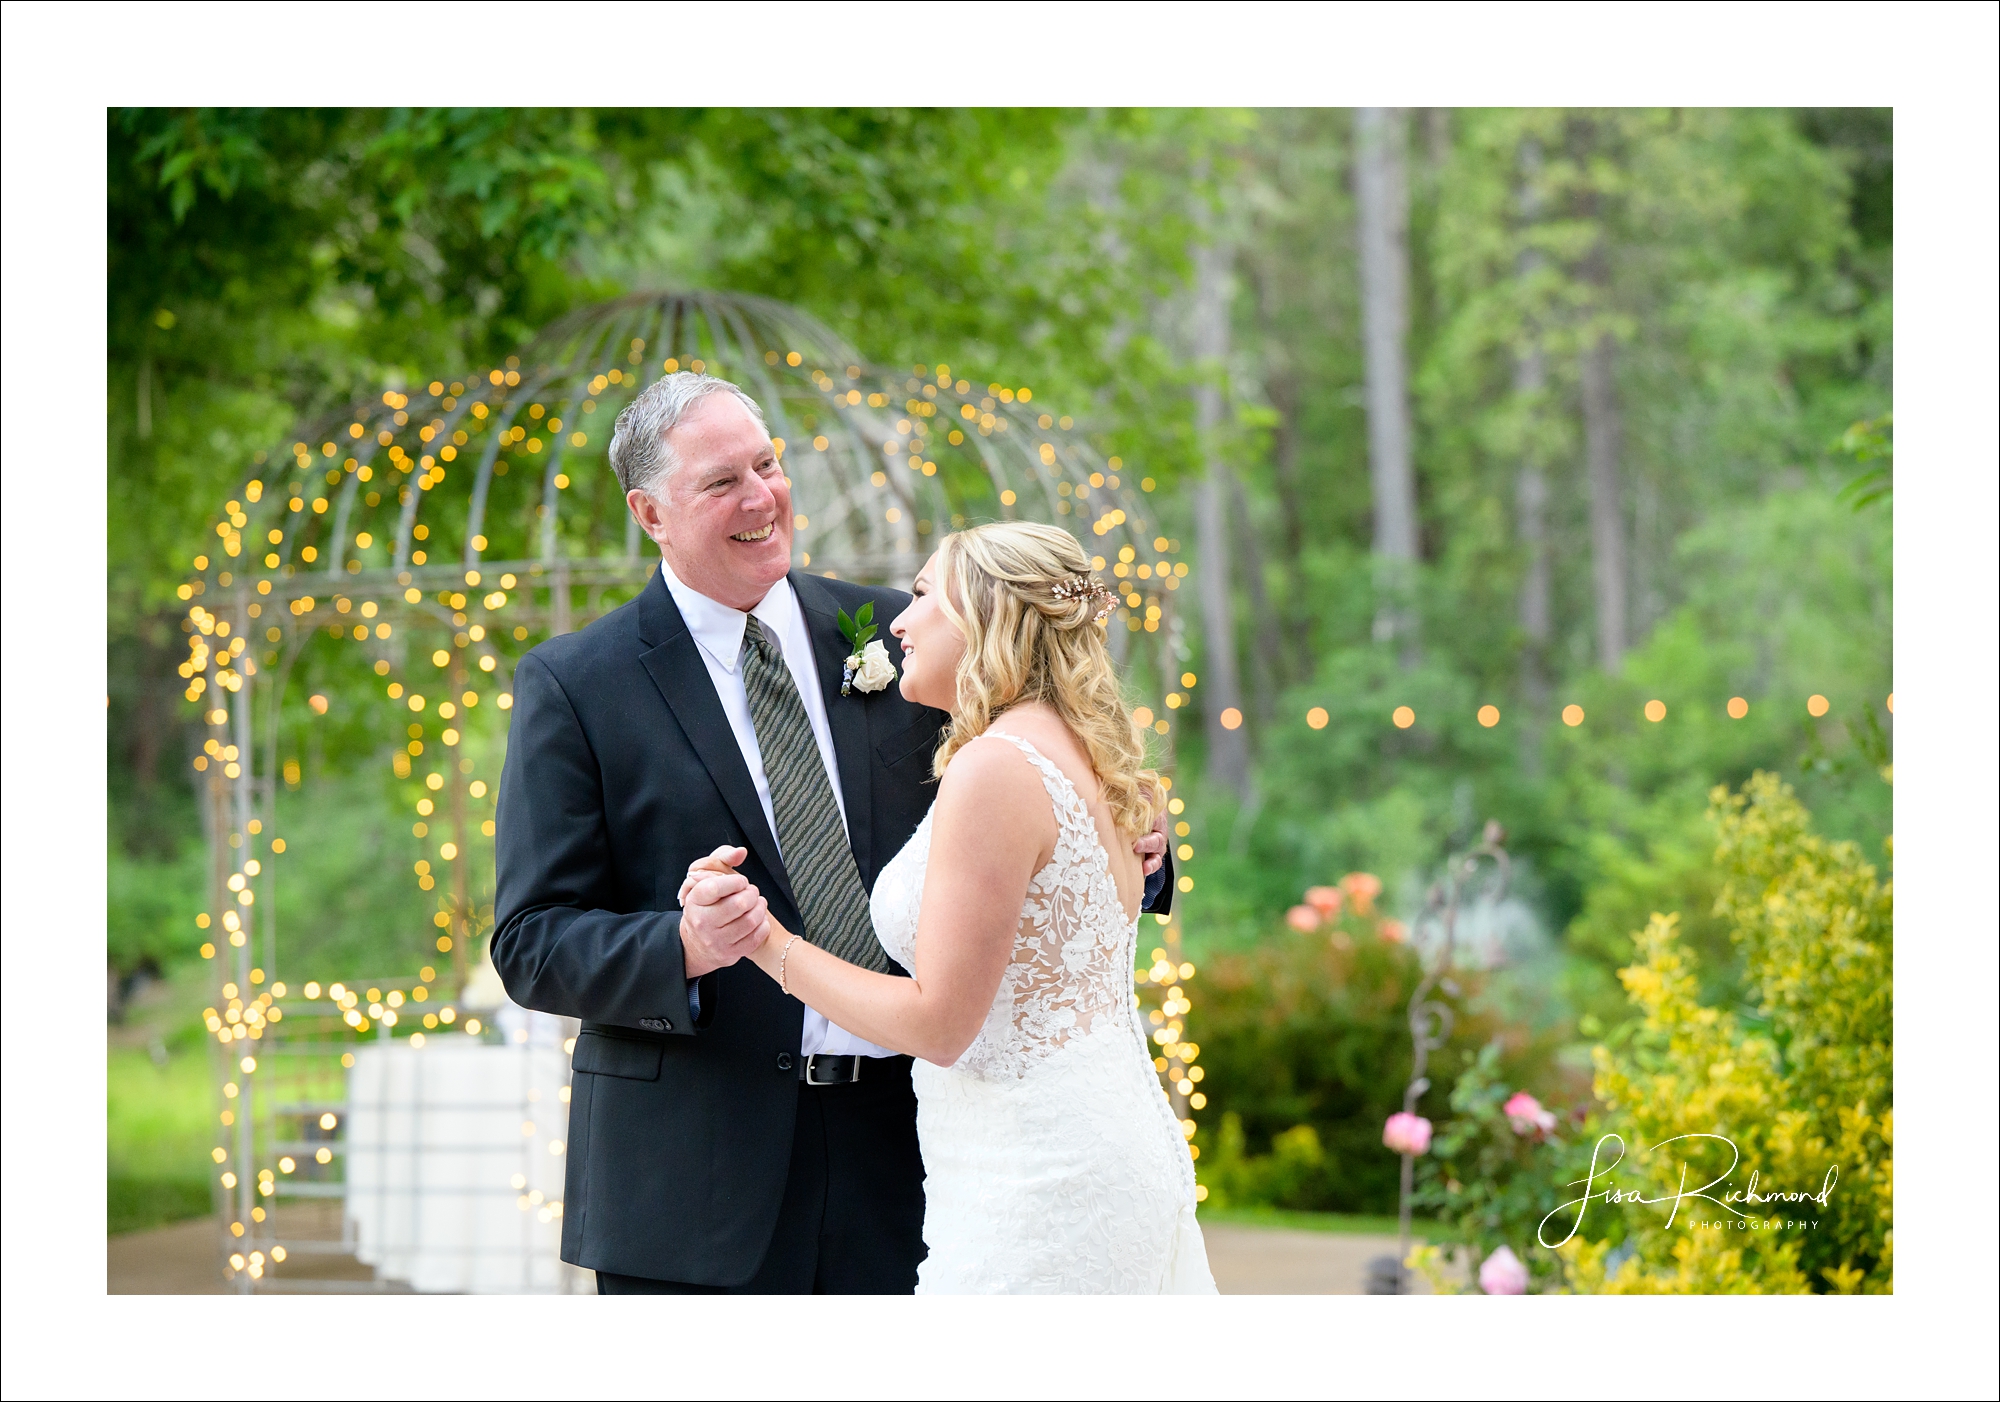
xmin=677 ymin=845 xmax=774 ymax=978
xmin=679 ymin=845 xmax=746 ymax=905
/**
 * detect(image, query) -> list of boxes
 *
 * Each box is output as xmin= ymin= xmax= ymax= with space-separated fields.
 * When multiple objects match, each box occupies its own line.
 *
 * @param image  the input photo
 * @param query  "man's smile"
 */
xmin=730 ymin=524 xmax=774 ymax=542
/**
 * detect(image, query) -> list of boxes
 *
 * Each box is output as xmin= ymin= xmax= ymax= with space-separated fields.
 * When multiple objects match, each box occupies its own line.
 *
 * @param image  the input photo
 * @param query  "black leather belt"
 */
xmin=800 ymin=1053 xmax=863 ymax=1086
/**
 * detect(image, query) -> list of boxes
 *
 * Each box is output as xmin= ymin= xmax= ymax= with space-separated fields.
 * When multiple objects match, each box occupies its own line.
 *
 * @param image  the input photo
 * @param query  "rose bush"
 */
xmin=1193 ymin=879 xmax=1564 ymax=1213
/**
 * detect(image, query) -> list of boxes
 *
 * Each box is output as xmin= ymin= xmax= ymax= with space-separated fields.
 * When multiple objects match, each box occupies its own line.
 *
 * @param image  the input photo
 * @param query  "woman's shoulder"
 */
xmin=929 ymin=731 xmax=1061 ymax=856
xmin=985 ymin=710 xmax=1097 ymax=785
xmin=942 ymin=728 xmax=1045 ymax=787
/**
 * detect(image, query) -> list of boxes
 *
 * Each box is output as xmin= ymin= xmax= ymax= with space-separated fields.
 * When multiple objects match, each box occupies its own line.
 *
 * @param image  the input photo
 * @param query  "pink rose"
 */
xmin=1382 ymin=1111 xmax=1432 ymax=1156
xmin=1504 ymin=1091 xmax=1558 ymax=1137
xmin=1304 ymin=885 xmax=1344 ymax=917
xmin=1285 ymin=904 xmax=1323 ymax=932
xmin=1479 ymin=1245 xmax=1529 ymax=1295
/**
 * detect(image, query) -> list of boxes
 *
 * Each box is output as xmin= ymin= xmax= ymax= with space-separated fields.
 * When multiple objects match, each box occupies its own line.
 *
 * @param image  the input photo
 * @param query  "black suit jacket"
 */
xmin=491 ymin=564 xmax=1170 ymax=1284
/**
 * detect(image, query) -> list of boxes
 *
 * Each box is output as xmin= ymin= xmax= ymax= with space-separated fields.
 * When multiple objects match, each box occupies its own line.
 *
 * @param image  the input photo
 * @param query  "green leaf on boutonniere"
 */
xmin=837 ymin=602 xmax=877 ymax=653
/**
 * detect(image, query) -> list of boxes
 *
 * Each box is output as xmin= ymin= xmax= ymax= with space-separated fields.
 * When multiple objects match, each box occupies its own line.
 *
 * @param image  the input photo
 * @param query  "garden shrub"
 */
xmin=1192 ymin=893 xmax=1563 ymax=1214
xmin=1559 ymin=772 xmax=1892 ymax=1293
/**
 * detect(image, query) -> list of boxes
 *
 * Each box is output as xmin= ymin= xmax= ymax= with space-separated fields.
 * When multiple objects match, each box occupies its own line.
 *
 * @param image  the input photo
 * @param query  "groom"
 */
xmin=492 ymin=372 xmax=1173 ymax=1293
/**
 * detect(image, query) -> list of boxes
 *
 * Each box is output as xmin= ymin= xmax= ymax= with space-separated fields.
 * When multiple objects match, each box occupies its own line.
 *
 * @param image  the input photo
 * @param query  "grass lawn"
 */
xmin=108 ymin=962 xmax=221 ymax=1235
xmin=1196 ymin=1203 xmax=1446 ymax=1240
xmin=109 ymin=1045 xmax=217 ymax=1233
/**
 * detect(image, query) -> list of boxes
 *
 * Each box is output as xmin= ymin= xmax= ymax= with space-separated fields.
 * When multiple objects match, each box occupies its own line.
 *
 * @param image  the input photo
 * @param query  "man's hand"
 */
xmin=1133 ymin=803 xmax=1170 ymax=877
xmin=678 ymin=844 xmax=771 ymax=979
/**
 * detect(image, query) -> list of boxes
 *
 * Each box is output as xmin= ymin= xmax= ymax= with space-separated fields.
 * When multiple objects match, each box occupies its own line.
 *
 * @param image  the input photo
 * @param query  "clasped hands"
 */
xmin=675 ymin=810 xmax=1170 ymax=981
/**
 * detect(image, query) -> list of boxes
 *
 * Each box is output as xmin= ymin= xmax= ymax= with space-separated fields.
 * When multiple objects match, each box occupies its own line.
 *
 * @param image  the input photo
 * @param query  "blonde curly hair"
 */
xmin=930 ymin=521 xmax=1161 ymax=837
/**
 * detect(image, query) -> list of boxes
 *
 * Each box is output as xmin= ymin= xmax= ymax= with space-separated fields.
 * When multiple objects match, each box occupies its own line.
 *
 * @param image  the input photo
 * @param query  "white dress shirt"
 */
xmin=659 ymin=560 xmax=893 ymax=1059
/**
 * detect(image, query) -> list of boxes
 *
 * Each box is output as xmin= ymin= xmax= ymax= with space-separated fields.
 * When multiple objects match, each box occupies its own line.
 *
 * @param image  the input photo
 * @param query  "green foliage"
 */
xmin=108 ymin=841 xmax=207 ymax=977
xmin=1198 ymin=1117 xmax=1333 ymax=1211
xmin=1836 ymin=412 xmax=1892 ymax=510
xmin=263 ymin=771 xmax=443 ymax=979
xmin=1174 ymin=106 xmax=1889 ymax=970
xmin=1561 ymin=773 xmax=1892 ymax=1293
xmin=836 ymin=602 xmax=878 ymax=653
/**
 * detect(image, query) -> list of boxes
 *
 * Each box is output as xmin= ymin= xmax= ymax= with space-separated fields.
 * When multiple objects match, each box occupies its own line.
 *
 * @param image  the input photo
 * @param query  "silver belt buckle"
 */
xmin=804 ymin=1054 xmax=858 ymax=1086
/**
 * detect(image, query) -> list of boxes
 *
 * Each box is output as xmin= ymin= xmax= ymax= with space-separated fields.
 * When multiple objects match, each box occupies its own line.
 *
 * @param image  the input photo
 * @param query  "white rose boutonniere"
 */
xmin=852 ymin=639 xmax=896 ymax=693
xmin=837 ymin=604 xmax=895 ymax=695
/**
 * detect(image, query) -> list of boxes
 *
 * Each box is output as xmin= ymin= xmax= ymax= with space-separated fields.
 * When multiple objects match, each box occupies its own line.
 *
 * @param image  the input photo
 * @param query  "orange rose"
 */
xmin=1304 ymin=885 xmax=1344 ymax=917
xmin=1339 ymin=872 xmax=1382 ymax=915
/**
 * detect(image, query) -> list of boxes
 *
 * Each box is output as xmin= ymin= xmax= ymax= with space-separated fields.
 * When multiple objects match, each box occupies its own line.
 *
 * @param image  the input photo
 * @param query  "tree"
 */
xmin=1191 ymin=231 xmax=1252 ymax=799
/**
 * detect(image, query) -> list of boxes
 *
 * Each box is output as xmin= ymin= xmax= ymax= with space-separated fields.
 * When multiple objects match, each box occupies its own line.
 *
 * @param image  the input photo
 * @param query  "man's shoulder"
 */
xmin=792 ymin=570 xmax=910 ymax=616
xmin=519 ymin=590 xmax=647 ymax=683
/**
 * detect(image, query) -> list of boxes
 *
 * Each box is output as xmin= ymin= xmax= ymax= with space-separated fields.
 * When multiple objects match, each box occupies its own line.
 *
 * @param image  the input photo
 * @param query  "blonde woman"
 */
xmin=682 ymin=521 xmax=1215 ymax=1294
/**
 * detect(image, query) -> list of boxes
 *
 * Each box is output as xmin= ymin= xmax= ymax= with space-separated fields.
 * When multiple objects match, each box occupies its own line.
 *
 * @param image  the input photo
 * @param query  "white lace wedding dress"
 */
xmin=870 ymin=731 xmax=1216 ymax=1294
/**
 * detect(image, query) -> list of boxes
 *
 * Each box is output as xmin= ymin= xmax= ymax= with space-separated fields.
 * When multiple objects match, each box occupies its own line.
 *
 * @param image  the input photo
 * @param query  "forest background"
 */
xmin=106 ymin=107 xmax=1892 ymax=1234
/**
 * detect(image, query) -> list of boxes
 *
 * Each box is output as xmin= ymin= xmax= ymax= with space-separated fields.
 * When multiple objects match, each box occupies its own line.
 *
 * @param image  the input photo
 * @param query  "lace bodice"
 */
xmin=871 ymin=731 xmax=1143 ymax=1081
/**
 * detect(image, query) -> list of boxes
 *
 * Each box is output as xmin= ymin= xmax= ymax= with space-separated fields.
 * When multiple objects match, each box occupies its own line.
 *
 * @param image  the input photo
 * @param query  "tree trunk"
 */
xmin=1579 ymin=325 xmax=1627 ymax=672
xmin=1190 ymin=236 xmax=1251 ymax=800
xmin=1515 ymin=348 xmax=1551 ymax=677
xmin=1354 ymin=107 xmax=1419 ymax=644
xmin=1246 ymin=248 xmax=1313 ymax=684
xmin=1513 ymin=138 xmax=1552 ymax=752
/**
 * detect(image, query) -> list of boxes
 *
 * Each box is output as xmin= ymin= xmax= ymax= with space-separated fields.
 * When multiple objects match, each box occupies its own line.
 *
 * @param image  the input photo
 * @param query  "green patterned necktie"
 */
xmin=739 ymin=615 xmax=895 ymax=974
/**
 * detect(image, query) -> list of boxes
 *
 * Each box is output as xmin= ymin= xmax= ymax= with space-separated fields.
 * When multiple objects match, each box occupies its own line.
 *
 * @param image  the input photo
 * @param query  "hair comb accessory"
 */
xmin=1050 ymin=572 xmax=1116 ymax=623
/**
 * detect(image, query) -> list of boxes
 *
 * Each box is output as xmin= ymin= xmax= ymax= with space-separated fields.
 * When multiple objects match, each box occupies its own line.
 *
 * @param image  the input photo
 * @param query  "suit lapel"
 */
xmin=633 ymin=573 xmax=800 ymax=922
xmin=791 ymin=572 xmax=875 ymax=881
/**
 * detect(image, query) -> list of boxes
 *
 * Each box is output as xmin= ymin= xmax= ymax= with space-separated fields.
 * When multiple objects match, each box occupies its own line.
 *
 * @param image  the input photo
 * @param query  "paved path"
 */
xmin=113 ymin=1215 xmax=1430 ymax=1294
xmin=109 ymin=1204 xmax=400 ymax=1294
xmin=109 ymin=1218 xmax=226 ymax=1295
xmin=1202 ymin=1224 xmax=1431 ymax=1294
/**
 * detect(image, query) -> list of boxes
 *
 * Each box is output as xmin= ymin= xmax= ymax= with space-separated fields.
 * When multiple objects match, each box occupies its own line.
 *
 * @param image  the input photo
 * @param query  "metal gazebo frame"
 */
xmin=176 ymin=289 xmax=1202 ymax=1289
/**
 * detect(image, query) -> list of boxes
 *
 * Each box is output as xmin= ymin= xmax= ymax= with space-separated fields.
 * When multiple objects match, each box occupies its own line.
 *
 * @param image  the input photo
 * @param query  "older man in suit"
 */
xmin=492 ymin=372 xmax=1171 ymax=1293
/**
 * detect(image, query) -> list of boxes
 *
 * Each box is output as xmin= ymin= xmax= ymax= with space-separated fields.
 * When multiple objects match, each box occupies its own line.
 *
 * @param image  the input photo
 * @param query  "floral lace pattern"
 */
xmin=870 ymin=730 xmax=1215 ymax=1293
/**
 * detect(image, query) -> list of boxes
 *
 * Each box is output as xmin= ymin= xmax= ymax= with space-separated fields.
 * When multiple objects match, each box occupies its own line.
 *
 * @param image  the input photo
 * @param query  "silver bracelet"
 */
xmin=778 ymin=935 xmax=802 ymax=997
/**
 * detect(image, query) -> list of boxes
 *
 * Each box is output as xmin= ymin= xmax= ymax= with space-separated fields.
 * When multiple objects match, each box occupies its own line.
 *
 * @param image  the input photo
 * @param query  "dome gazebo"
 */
xmin=176 ymin=290 xmax=1205 ymax=1288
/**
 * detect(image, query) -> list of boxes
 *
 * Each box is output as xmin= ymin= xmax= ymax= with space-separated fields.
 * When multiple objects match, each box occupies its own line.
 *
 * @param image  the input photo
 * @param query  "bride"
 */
xmin=683 ymin=521 xmax=1214 ymax=1294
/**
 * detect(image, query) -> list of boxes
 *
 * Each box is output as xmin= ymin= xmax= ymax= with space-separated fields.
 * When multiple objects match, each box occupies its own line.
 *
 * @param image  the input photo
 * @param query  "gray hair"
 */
xmin=607 ymin=371 xmax=768 ymax=498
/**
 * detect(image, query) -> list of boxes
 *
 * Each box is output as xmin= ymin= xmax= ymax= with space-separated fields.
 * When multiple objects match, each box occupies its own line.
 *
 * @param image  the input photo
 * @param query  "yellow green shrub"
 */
xmin=1561 ymin=772 xmax=1891 ymax=1293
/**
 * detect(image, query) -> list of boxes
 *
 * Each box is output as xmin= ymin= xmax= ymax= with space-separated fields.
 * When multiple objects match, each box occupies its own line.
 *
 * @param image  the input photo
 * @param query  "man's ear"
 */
xmin=627 ymin=487 xmax=666 ymax=544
